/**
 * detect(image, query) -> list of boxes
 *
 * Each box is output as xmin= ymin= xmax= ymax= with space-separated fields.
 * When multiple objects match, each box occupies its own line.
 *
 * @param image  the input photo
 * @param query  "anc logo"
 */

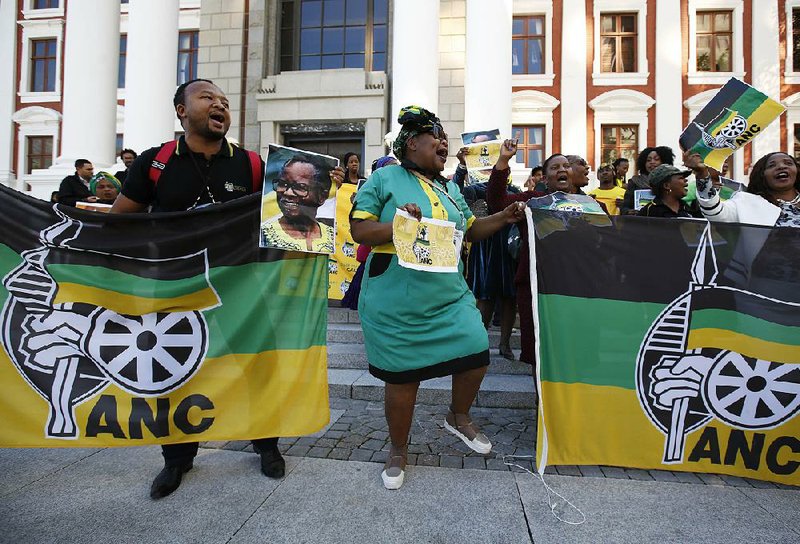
xmin=636 ymin=224 xmax=800 ymax=465
xmin=0 ymin=208 xmax=219 ymax=439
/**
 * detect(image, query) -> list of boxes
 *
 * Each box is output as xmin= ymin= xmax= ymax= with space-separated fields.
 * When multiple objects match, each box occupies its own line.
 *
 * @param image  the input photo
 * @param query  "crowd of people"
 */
xmin=47 ymin=80 xmax=800 ymax=494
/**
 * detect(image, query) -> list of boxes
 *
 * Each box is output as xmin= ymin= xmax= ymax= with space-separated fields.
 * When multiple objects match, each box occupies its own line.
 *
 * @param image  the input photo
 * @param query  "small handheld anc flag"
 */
xmin=679 ymin=78 xmax=785 ymax=171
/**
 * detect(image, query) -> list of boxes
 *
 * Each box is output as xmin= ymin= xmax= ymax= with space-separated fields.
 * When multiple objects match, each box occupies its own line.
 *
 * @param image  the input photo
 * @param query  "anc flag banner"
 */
xmin=328 ymin=182 xmax=360 ymax=301
xmin=679 ymin=78 xmax=785 ymax=171
xmin=528 ymin=207 xmax=800 ymax=486
xmin=0 ymin=185 xmax=329 ymax=446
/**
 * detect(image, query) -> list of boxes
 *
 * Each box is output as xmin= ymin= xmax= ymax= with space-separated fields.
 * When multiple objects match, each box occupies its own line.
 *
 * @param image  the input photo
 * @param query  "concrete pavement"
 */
xmin=1 ymin=446 xmax=797 ymax=544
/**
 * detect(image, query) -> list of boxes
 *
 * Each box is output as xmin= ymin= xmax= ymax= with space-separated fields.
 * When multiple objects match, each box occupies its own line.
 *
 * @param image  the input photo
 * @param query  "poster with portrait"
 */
xmin=260 ymin=144 xmax=338 ymax=254
xmin=460 ymin=128 xmax=500 ymax=146
xmin=463 ymin=140 xmax=504 ymax=184
xmin=393 ymin=209 xmax=463 ymax=273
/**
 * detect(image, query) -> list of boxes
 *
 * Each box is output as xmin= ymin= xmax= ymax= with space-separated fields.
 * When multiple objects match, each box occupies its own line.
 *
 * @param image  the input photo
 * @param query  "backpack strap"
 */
xmin=246 ymin=150 xmax=262 ymax=192
xmin=149 ymin=140 xmax=178 ymax=186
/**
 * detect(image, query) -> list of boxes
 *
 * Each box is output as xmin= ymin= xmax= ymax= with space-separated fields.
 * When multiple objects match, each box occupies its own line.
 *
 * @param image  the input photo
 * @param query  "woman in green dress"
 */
xmin=350 ymin=106 xmax=526 ymax=490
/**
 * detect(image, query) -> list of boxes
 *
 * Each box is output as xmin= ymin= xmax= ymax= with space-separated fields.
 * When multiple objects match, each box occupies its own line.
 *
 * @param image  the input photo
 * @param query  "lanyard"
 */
xmin=411 ymin=171 xmax=466 ymax=231
xmin=187 ymin=152 xmax=217 ymax=209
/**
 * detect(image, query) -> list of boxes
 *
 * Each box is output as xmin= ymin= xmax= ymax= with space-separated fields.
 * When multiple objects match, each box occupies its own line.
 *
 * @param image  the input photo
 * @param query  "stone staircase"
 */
xmin=327 ymin=306 xmax=536 ymax=408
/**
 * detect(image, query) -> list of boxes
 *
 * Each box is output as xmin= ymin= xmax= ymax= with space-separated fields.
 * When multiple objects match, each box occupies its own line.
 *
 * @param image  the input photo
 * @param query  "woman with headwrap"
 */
xmin=350 ymin=107 xmax=526 ymax=490
xmin=89 ymin=172 xmax=122 ymax=205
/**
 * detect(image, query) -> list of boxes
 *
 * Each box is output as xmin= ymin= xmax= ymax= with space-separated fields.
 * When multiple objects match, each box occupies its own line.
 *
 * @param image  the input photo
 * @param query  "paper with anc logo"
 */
xmin=679 ymin=78 xmax=785 ymax=171
xmin=392 ymin=209 xmax=463 ymax=273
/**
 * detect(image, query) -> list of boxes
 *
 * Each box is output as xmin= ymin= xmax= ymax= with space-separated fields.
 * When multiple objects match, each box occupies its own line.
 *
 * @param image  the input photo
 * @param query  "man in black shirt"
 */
xmin=57 ymin=159 xmax=97 ymax=207
xmin=112 ymin=79 xmax=340 ymax=499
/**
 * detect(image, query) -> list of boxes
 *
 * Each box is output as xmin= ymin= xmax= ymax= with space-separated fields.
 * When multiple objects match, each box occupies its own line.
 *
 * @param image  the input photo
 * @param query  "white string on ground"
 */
xmin=503 ymin=454 xmax=586 ymax=526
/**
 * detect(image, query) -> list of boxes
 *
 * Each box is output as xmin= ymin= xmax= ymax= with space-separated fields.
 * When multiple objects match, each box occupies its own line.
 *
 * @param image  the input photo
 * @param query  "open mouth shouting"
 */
xmin=435 ymin=145 xmax=449 ymax=166
xmin=209 ymin=111 xmax=227 ymax=132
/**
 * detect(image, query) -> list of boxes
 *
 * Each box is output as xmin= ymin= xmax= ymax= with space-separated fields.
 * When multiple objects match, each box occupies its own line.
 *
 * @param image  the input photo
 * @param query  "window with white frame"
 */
xmin=783 ymin=93 xmax=800 ymax=163
xmin=22 ymin=0 xmax=63 ymax=18
xmin=588 ymin=89 xmax=654 ymax=172
xmin=18 ymin=18 xmax=64 ymax=103
xmin=512 ymin=0 xmax=554 ymax=86
xmin=687 ymin=0 xmax=744 ymax=85
xmin=592 ymin=0 xmax=648 ymax=86
xmin=511 ymin=90 xmax=559 ymax=167
xmin=784 ymin=1 xmax=800 ymax=84
xmin=12 ymin=106 xmax=60 ymax=183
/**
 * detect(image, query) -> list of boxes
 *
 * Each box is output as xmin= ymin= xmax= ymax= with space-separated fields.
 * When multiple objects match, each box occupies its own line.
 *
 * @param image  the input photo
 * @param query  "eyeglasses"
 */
xmin=430 ymin=124 xmax=448 ymax=141
xmin=273 ymin=179 xmax=311 ymax=196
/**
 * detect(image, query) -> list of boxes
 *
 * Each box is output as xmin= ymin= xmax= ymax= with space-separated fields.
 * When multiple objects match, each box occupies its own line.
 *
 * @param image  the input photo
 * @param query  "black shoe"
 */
xmin=259 ymin=446 xmax=286 ymax=479
xmin=149 ymin=463 xmax=192 ymax=500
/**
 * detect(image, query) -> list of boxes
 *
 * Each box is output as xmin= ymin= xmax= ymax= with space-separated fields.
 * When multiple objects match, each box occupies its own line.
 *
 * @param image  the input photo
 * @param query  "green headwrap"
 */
xmin=392 ymin=105 xmax=443 ymax=159
xmin=89 ymin=172 xmax=122 ymax=195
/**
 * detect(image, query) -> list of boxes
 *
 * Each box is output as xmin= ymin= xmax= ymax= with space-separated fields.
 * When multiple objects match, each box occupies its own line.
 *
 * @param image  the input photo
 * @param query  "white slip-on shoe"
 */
xmin=444 ymin=411 xmax=492 ymax=455
xmin=381 ymin=448 xmax=407 ymax=490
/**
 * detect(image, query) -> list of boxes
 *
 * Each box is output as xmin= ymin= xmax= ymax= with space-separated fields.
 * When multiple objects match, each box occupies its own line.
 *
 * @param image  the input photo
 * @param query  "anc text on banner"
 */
xmin=0 ymin=185 xmax=329 ymax=446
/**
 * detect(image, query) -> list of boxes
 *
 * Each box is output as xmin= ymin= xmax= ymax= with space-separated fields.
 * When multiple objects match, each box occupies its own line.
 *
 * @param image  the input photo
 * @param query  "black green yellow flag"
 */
xmin=528 ymin=205 xmax=800 ymax=486
xmin=0 ymin=185 xmax=329 ymax=446
xmin=679 ymin=78 xmax=785 ymax=171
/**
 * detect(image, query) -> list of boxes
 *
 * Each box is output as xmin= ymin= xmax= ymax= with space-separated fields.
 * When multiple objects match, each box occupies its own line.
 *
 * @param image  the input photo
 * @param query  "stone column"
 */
xmin=464 ymin=0 xmax=512 ymax=136
xmin=0 ymin=0 xmax=18 ymax=187
xmin=390 ymin=0 xmax=440 ymax=132
xmin=655 ymin=0 xmax=683 ymax=147
xmin=56 ymin=0 xmax=119 ymax=169
xmin=560 ymin=0 xmax=587 ymax=156
xmin=123 ymin=0 xmax=180 ymax=154
xmin=751 ymin=1 xmax=781 ymax=159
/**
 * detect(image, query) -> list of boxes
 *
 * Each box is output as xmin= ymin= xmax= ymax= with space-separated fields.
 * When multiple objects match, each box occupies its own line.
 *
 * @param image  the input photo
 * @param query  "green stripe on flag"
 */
xmin=47 ymin=264 xmax=212 ymax=300
xmin=690 ymin=308 xmax=800 ymax=347
xmin=204 ymin=258 xmax=327 ymax=355
xmin=538 ymin=294 xmax=665 ymax=389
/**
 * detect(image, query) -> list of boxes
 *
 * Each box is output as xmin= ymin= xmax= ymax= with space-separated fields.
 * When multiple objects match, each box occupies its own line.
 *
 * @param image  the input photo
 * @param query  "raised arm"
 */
xmin=486 ymin=139 xmax=531 ymax=213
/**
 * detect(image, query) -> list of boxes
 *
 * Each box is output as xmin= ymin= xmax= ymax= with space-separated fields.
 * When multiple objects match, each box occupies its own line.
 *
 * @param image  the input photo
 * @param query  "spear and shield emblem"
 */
xmin=0 ymin=208 xmax=219 ymax=439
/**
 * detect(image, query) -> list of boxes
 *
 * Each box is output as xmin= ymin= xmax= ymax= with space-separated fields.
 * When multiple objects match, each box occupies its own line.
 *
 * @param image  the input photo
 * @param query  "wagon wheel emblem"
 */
xmin=85 ymin=310 xmax=208 ymax=395
xmin=718 ymin=116 xmax=747 ymax=139
xmin=703 ymin=351 xmax=800 ymax=430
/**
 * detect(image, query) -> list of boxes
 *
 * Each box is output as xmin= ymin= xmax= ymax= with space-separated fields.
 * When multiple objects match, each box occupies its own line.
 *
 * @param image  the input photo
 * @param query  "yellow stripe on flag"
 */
xmin=53 ymin=282 xmax=219 ymax=315
xmin=537 ymin=381 xmax=800 ymax=486
xmin=687 ymin=329 xmax=800 ymax=364
xmin=0 ymin=346 xmax=329 ymax=446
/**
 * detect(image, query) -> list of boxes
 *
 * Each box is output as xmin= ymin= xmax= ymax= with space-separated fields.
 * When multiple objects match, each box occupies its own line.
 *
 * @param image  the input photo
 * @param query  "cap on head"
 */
xmin=648 ymin=164 xmax=691 ymax=190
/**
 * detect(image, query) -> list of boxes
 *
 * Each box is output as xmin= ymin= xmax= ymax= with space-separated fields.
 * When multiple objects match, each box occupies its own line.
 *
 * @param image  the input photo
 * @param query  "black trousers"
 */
xmin=161 ymin=437 xmax=280 ymax=467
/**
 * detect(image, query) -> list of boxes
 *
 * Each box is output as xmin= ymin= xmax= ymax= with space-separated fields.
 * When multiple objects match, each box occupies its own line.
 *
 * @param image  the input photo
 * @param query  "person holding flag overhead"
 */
xmin=685 ymin=151 xmax=800 ymax=228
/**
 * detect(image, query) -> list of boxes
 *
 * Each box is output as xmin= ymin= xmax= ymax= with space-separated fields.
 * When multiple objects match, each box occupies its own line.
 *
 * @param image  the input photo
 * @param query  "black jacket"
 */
xmin=57 ymin=175 xmax=92 ymax=207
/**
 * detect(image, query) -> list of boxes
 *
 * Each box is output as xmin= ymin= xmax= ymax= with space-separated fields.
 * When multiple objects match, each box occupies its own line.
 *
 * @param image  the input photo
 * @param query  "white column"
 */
xmin=123 ymin=0 xmax=179 ymax=153
xmin=751 ymin=1 xmax=781 ymax=159
xmin=560 ymin=0 xmax=587 ymax=156
xmin=56 ymin=0 xmax=119 ymax=169
xmin=390 ymin=0 xmax=440 ymax=132
xmin=464 ymin=0 xmax=512 ymax=136
xmin=655 ymin=0 xmax=683 ymax=147
xmin=0 ymin=0 xmax=18 ymax=187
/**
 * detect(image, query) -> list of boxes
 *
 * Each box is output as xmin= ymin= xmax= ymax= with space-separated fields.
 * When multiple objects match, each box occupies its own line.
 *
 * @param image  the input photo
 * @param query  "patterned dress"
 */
xmin=260 ymin=217 xmax=334 ymax=254
xmin=351 ymin=165 xmax=489 ymax=383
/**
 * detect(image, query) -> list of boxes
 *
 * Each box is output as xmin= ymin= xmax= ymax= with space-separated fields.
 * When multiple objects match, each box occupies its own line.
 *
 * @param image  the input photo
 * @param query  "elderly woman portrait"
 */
xmin=350 ymin=106 xmax=525 ymax=490
xmin=260 ymin=155 xmax=335 ymax=254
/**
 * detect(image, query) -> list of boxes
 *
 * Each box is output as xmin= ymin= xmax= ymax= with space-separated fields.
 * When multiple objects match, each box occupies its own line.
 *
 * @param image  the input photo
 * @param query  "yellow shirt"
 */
xmin=260 ymin=218 xmax=335 ymax=254
xmin=589 ymin=186 xmax=626 ymax=216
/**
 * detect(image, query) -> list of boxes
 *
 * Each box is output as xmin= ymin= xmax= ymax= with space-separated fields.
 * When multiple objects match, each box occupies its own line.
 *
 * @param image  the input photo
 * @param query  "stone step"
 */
xmin=327 ymin=343 xmax=531 ymax=375
xmin=328 ymin=369 xmax=536 ymax=409
xmin=327 ymin=307 xmax=360 ymax=324
xmin=327 ymin=323 xmax=522 ymax=350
